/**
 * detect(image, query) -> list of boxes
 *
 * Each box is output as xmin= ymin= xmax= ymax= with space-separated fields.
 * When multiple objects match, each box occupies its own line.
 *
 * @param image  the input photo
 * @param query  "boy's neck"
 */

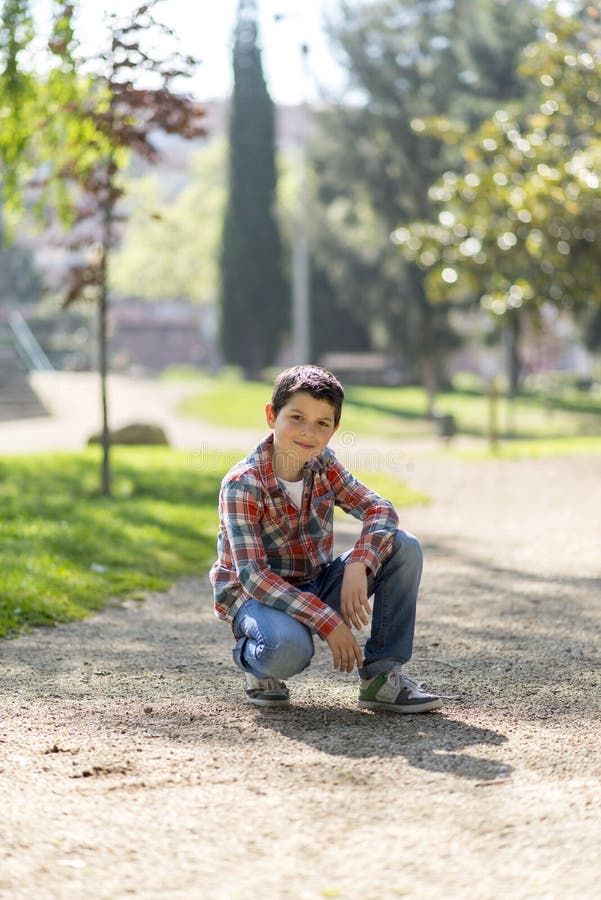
xmin=270 ymin=448 xmax=304 ymax=482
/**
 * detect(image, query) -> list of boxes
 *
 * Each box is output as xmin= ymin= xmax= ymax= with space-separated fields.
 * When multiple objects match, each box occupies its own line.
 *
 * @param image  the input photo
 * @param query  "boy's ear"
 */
xmin=265 ymin=402 xmax=276 ymax=429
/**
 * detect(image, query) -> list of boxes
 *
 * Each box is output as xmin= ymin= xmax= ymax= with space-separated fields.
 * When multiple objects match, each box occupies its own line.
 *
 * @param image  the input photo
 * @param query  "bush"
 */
xmin=87 ymin=423 xmax=169 ymax=446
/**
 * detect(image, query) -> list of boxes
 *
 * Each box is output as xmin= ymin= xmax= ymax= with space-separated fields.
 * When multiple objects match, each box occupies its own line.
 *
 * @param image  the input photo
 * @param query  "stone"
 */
xmin=87 ymin=422 xmax=169 ymax=446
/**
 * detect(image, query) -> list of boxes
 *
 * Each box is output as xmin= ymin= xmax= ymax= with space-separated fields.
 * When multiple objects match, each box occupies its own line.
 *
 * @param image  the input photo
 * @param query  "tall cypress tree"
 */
xmin=219 ymin=0 xmax=287 ymax=379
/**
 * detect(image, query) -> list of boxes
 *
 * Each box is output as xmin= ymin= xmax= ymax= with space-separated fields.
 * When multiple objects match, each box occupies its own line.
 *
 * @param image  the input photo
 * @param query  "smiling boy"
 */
xmin=209 ymin=365 xmax=442 ymax=713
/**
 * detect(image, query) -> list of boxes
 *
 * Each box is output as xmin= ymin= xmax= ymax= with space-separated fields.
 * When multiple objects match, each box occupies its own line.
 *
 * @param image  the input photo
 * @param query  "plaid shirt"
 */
xmin=209 ymin=434 xmax=399 ymax=639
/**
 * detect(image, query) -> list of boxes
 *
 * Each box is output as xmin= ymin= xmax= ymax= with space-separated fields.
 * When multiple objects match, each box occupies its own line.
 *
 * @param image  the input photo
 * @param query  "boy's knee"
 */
xmin=235 ymin=622 xmax=314 ymax=679
xmin=265 ymin=631 xmax=314 ymax=678
xmin=392 ymin=530 xmax=423 ymax=567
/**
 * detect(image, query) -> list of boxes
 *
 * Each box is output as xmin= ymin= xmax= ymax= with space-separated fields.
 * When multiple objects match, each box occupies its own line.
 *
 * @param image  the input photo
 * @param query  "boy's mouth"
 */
xmin=295 ymin=441 xmax=316 ymax=450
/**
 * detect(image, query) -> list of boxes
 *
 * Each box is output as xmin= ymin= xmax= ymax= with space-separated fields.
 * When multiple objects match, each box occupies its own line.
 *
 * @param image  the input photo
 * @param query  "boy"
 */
xmin=209 ymin=365 xmax=442 ymax=713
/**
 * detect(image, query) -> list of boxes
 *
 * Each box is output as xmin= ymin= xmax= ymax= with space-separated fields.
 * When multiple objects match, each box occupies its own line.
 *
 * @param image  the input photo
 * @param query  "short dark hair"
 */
xmin=271 ymin=365 xmax=344 ymax=426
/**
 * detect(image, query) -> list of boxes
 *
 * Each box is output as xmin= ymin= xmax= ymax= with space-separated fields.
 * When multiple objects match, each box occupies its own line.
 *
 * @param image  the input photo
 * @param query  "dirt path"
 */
xmin=0 ymin=372 xmax=264 ymax=454
xmin=2 ymin=375 xmax=600 ymax=897
xmin=1 ymin=443 xmax=600 ymax=899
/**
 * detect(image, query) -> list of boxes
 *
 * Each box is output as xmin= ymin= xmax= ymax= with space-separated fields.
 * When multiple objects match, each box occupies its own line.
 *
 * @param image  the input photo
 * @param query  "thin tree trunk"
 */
xmin=505 ymin=311 xmax=521 ymax=400
xmin=98 ymin=177 xmax=114 ymax=497
xmin=504 ymin=311 xmax=521 ymax=438
xmin=98 ymin=259 xmax=110 ymax=496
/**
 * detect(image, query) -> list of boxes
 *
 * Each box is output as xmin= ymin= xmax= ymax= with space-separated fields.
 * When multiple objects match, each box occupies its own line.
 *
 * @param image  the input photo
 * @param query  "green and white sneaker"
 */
xmin=358 ymin=668 xmax=443 ymax=714
xmin=244 ymin=673 xmax=290 ymax=708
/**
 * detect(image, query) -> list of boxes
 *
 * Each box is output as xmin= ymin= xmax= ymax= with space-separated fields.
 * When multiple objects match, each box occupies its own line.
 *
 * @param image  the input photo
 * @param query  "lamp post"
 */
xmin=274 ymin=14 xmax=311 ymax=364
xmin=292 ymin=41 xmax=310 ymax=364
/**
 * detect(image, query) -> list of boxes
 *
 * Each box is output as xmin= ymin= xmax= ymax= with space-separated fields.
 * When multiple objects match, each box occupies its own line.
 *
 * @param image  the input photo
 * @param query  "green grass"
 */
xmin=0 ymin=446 xmax=425 ymax=637
xmin=178 ymin=375 xmax=601 ymax=445
xmin=0 ymin=447 xmax=223 ymax=637
xmin=179 ymin=378 xmax=432 ymax=438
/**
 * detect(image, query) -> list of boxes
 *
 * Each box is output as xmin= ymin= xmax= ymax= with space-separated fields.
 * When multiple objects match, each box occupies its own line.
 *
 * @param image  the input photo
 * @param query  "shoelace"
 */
xmin=255 ymin=677 xmax=284 ymax=691
xmin=387 ymin=669 xmax=421 ymax=692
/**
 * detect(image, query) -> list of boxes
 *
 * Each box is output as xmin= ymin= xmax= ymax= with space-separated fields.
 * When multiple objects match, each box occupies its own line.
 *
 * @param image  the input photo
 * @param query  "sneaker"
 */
xmin=358 ymin=668 xmax=443 ymax=714
xmin=244 ymin=673 xmax=290 ymax=708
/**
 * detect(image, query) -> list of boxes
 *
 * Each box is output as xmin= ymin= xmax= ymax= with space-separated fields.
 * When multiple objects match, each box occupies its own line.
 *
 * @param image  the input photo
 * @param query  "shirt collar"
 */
xmin=252 ymin=433 xmax=332 ymax=488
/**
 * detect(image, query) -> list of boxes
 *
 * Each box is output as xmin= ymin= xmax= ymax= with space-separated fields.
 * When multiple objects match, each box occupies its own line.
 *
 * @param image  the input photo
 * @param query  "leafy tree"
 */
xmin=0 ymin=0 xmax=206 ymax=495
xmin=395 ymin=2 xmax=601 ymax=394
xmin=219 ymin=0 xmax=288 ymax=379
xmin=0 ymin=0 xmax=37 ymax=211
xmin=314 ymin=0 xmax=538 ymax=410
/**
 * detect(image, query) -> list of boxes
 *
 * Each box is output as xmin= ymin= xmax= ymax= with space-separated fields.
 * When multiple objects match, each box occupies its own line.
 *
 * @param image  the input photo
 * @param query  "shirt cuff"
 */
xmin=314 ymin=607 xmax=344 ymax=639
xmin=348 ymin=544 xmax=380 ymax=577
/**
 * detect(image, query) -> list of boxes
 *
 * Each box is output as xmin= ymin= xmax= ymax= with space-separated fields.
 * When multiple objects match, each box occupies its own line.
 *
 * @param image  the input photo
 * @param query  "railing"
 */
xmin=8 ymin=311 xmax=54 ymax=372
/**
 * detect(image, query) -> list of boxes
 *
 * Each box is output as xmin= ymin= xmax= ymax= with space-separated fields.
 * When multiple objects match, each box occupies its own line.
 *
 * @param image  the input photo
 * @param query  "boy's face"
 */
xmin=265 ymin=390 xmax=339 ymax=472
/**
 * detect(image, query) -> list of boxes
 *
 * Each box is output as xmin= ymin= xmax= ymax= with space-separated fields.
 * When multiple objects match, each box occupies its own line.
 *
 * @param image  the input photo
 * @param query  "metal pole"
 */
xmin=292 ymin=42 xmax=310 ymax=364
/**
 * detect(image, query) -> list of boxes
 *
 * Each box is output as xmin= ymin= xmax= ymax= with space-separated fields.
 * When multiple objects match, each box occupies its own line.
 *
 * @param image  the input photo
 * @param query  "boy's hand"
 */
xmin=325 ymin=622 xmax=363 ymax=672
xmin=340 ymin=561 xmax=371 ymax=630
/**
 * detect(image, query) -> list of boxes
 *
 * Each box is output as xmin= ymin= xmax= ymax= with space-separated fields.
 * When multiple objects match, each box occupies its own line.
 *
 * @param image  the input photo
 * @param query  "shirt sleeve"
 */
xmin=327 ymin=458 xmax=399 ymax=575
xmin=220 ymin=476 xmax=343 ymax=639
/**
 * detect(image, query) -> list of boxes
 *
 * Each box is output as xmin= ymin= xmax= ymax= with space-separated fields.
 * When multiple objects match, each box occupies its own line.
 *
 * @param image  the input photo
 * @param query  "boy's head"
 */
xmin=270 ymin=365 xmax=344 ymax=426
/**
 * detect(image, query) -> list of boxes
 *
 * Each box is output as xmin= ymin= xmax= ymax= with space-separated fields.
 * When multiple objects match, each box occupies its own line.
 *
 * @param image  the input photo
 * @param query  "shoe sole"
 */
xmin=246 ymin=694 xmax=290 ymax=708
xmin=358 ymin=698 xmax=443 ymax=713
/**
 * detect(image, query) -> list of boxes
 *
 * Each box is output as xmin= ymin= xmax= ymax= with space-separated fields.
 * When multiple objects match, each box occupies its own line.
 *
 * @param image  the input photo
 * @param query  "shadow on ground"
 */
xmin=253 ymin=704 xmax=512 ymax=782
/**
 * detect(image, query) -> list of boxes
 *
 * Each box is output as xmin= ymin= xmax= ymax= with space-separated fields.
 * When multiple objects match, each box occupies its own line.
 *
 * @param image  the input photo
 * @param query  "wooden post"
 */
xmin=488 ymin=375 xmax=498 ymax=453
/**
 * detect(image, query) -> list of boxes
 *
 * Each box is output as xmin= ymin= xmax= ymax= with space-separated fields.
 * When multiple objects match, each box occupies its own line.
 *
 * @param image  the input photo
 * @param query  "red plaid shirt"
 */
xmin=209 ymin=434 xmax=399 ymax=639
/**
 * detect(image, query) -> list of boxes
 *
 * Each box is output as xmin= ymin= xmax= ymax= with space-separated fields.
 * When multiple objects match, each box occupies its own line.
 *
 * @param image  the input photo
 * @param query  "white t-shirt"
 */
xmin=278 ymin=477 xmax=304 ymax=510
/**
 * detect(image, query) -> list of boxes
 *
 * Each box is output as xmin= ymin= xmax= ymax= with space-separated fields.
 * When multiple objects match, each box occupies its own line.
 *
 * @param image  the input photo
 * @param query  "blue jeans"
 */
xmin=231 ymin=530 xmax=422 ymax=681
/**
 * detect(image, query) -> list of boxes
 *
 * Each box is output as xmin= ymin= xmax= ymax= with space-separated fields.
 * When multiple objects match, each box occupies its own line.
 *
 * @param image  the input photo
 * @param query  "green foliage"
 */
xmin=0 ymin=447 xmax=223 ymax=637
xmin=0 ymin=0 xmax=37 ymax=211
xmin=396 ymin=3 xmax=601 ymax=320
xmin=219 ymin=0 xmax=288 ymax=377
xmin=110 ymin=140 xmax=226 ymax=303
xmin=312 ymin=0 xmax=539 ymax=395
xmin=1 ymin=0 xmax=206 ymax=495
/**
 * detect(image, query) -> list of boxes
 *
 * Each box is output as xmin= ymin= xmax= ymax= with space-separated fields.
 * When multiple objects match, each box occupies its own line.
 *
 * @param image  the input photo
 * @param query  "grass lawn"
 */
xmin=0 ymin=447 xmax=221 ymax=638
xmin=0 ymin=446 xmax=425 ymax=637
xmin=177 ymin=374 xmax=601 ymax=447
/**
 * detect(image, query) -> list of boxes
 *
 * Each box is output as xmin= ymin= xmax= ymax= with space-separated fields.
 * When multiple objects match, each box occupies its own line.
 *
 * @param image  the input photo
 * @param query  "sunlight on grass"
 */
xmin=0 ymin=447 xmax=223 ymax=637
xmin=177 ymin=375 xmax=601 ymax=447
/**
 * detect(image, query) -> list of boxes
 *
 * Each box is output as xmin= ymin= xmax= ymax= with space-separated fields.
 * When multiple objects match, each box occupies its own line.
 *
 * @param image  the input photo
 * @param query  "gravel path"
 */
xmin=1 ymin=376 xmax=600 ymax=899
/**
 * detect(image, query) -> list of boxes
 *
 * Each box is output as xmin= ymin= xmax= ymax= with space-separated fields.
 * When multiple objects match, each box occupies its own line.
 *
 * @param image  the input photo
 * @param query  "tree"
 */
xmin=394 ymin=2 xmax=601 ymax=395
xmin=0 ymin=0 xmax=206 ymax=495
xmin=314 ymin=0 xmax=538 ymax=410
xmin=219 ymin=0 xmax=288 ymax=379
xmin=0 ymin=0 xmax=36 ymax=212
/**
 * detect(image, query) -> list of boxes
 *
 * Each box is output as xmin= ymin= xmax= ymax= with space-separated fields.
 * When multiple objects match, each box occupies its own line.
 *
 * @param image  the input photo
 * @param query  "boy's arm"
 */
xmin=328 ymin=458 xmax=399 ymax=577
xmin=221 ymin=478 xmax=343 ymax=639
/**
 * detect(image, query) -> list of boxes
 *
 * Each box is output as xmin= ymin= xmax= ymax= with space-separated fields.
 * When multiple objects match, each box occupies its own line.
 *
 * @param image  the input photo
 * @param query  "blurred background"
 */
xmin=1 ymin=0 xmax=600 ymax=446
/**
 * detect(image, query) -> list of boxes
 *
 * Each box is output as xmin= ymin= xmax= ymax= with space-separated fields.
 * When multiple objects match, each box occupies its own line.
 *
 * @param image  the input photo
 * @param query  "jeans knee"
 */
xmin=265 ymin=632 xmax=314 ymax=679
xmin=235 ymin=627 xmax=314 ymax=680
xmin=392 ymin=530 xmax=423 ymax=572
xmin=404 ymin=531 xmax=423 ymax=563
